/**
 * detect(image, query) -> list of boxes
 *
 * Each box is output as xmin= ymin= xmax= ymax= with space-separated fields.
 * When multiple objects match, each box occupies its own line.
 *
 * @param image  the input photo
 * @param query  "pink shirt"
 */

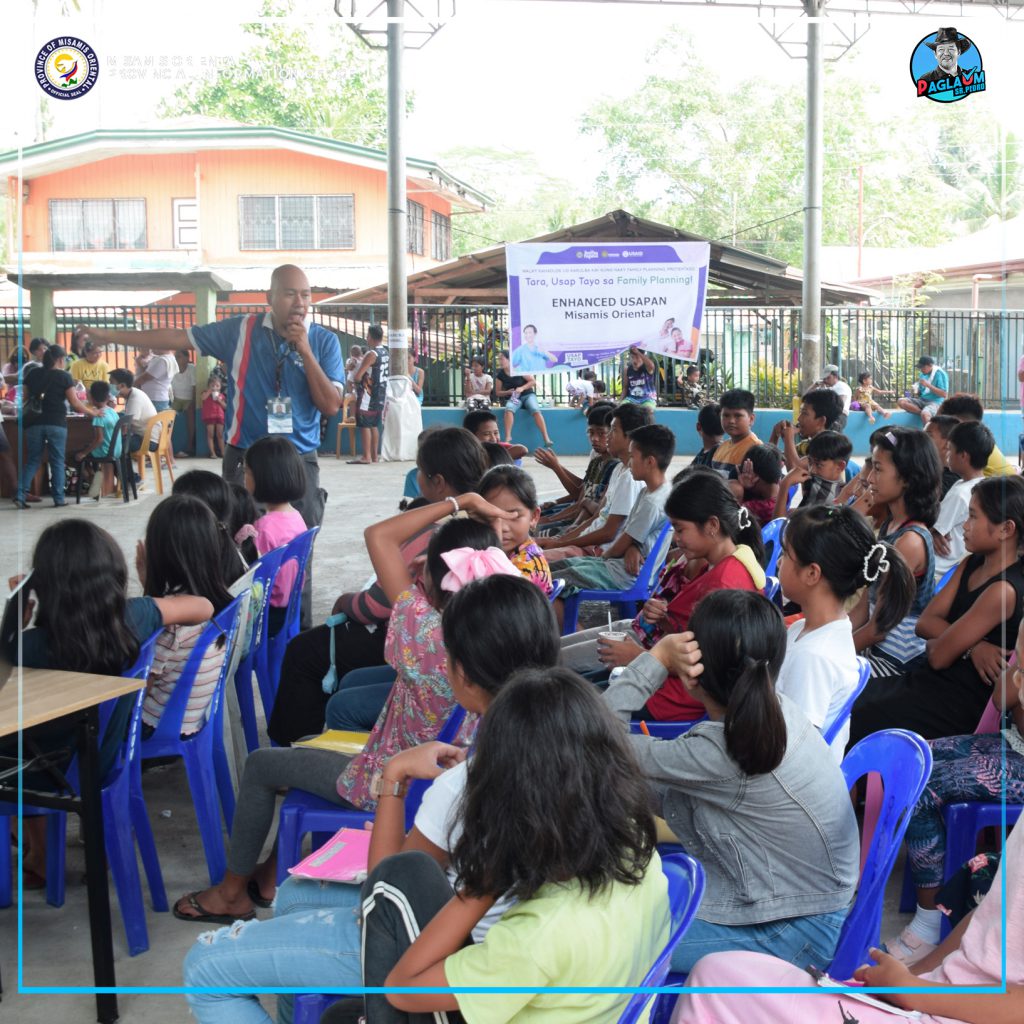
xmin=255 ymin=508 xmax=307 ymax=607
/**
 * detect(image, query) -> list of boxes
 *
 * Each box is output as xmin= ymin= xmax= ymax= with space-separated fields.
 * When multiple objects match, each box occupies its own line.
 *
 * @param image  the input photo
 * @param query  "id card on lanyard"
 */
xmin=268 ymin=337 xmax=295 ymax=434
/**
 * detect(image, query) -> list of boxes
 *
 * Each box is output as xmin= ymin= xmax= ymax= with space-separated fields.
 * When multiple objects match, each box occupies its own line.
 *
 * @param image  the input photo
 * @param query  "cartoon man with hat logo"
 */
xmin=920 ymin=27 xmax=972 ymax=84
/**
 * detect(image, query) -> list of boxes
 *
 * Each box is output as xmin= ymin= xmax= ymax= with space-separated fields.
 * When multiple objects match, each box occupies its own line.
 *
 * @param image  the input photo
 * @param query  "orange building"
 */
xmin=1 ymin=120 xmax=489 ymax=341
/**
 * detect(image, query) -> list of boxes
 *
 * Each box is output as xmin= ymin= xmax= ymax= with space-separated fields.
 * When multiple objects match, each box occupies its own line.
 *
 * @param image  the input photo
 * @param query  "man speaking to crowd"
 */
xmin=74 ymin=264 xmax=346 ymax=625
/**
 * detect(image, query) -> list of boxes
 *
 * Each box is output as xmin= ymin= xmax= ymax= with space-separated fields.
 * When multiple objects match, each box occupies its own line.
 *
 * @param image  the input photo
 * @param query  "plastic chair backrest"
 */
xmin=635 ymin=521 xmax=674 ymax=594
xmin=821 ymin=657 xmax=871 ymax=746
xmin=139 ymin=408 xmax=177 ymax=453
xmin=763 ymin=576 xmax=780 ymax=603
xmin=761 ymin=517 xmax=787 ymax=577
xmin=548 ymin=578 xmax=566 ymax=602
xmin=248 ymin=546 xmax=287 ymax=654
xmin=143 ymin=591 xmax=250 ymax=745
xmin=616 ymin=853 xmax=706 ymax=1024
xmin=829 ymin=729 xmax=932 ymax=978
xmin=94 ymin=412 xmax=128 ymax=460
xmin=935 ymin=563 xmax=957 ymax=593
xmin=278 ymin=526 xmax=320 ymax=631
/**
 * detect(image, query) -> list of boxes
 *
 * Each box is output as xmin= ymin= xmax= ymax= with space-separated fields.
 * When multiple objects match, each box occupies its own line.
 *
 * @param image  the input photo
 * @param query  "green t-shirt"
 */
xmin=445 ymin=853 xmax=670 ymax=1024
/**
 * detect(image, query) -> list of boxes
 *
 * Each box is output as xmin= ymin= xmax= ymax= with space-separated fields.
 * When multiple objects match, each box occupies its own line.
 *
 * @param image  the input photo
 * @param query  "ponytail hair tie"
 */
xmin=862 ymin=542 xmax=891 ymax=584
xmin=439 ymin=546 xmax=520 ymax=593
xmin=234 ymin=523 xmax=258 ymax=545
xmin=736 ymin=506 xmax=752 ymax=530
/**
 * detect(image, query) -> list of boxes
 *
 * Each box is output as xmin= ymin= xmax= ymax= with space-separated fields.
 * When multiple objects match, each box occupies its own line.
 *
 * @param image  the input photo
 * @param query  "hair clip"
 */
xmin=884 ymin=431 xmax=898 ymax=446
xmin=736 ymin=506 xmax=752 ymax=530
xmin=862 ymin=542 xmax=891 ymax=584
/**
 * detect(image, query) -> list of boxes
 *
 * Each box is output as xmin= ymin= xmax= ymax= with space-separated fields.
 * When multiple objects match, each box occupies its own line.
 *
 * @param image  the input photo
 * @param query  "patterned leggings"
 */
xmin=904 ymin=731 xmax=1024 ymax=888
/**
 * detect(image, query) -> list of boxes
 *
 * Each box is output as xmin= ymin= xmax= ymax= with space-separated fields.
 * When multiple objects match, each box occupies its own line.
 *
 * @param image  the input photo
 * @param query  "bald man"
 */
xmin=75 ymin=265 xmax=346 ymax=626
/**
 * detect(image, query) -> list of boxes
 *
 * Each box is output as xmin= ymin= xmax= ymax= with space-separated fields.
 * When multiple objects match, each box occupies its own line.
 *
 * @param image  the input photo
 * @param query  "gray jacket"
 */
xmin=604 ymin=652 xmax=860 ymax=925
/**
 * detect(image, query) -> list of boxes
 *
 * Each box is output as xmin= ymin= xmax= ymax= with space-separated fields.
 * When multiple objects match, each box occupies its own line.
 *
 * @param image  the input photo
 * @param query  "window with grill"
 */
xmin=238 ymin=194 xmax=355 ymax=250
xmin=407 ymin=200 xmax=425 ymax=255
xmin=431 ymin=211 xmax=451 ymax=261
xmin=49 ymin=199 xmax=147 ymax=250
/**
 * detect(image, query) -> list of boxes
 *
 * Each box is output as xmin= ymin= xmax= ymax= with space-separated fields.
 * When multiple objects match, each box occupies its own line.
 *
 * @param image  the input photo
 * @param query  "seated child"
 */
xmin=139 ymin=495 xmax=237 ymax=736
xmin=925 ymin=413 xmax=962 ymax=498
xmin=551 ymin=423 xmax=674 ymax=596
xmin=463 ymin=408 xmax=527 ymax=460
xmin=932 ymin=419 xmax=993 ymax=580
xmin=775 ymin=430 xmax=851 ymax=517
xmin=537 ymin=403 xmax=615 ymax=533
xmin=691 ymin=402 xmax=723 ymax=468
xmin=244 ymin=436 xmax=309 ymax=635
xmin=733 ymin=443 xmax=782 ymax=526
xmin=937 ymin=392 xmax=1017 ymax=477
xmin=852 ymin=369 xmax=892 ymax=423
xmin=770 ymin=387 xmax=843 ymax=470
xmin=675 ymin=364 xmax=704 ymax=408
xmin=710 ymin=389 xmax=760 ymax=480
xmin=73 ymin=380 xmax=121 ymax=497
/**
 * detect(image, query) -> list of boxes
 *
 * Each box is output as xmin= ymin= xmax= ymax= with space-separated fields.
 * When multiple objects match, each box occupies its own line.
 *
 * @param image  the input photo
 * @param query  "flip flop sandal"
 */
xmin=346 ymin=459 xmax=372 ymax=465
xmin=172 ymin=890 xmax=256 ymax=925
xmin=247 ymin=879 xmax=274 ymax=909
xmin=22 ymin=868 xmax=46 ymax=890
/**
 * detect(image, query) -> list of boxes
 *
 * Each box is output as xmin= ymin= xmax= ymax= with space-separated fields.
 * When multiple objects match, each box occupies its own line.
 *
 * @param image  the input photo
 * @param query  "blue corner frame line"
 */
xmin=13 ymin=663 xmax=1015 ymax=1000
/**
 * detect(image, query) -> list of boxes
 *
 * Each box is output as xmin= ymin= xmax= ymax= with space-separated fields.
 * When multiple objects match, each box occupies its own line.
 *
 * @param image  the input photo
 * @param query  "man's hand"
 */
xmin=285 ymin=319 xmax=312 ymax=357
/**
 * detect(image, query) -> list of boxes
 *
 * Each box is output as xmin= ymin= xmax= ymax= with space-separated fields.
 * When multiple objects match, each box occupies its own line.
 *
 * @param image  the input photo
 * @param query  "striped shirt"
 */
xmin=142 ymin=622 xmax=227 ymax=735
xmin=187 ymin=313 xmax=346 ymax=453
xmin=871 ymin=520 xmax=934 ymax=667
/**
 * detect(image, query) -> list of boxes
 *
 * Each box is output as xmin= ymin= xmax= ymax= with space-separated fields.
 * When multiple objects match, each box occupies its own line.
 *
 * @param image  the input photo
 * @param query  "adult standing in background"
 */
xmin=73 ymin=264 xmax=345 ymax=627
xmin=135 ymin=347 xmax=178 ymax=412
xmin=172 ymin=349 xmax=198 ymax=457
xmin=816 ymin=364 xmax=852 ymax=431
xmin=349 ymin=324 xmax=389 ymax=465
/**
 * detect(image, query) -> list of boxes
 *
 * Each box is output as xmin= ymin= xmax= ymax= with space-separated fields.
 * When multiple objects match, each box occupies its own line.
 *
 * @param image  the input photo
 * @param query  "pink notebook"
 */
xmin=287 ymin=827 xmax=371 ymax=883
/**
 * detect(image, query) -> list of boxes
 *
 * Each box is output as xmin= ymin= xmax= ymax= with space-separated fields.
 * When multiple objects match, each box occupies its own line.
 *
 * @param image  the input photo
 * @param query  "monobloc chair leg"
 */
xmin=0 ymin=820 xmax=10 ymax=908
xmin=276 ymin=802 xmax=302 ymax=886
xmin=102 ymin=789 xmax=150 ymax=956
xmin=182 ymin=745 xmax=228 ymax=885
xmin=129 ymin=761 xmax=168 ymax=911
xmin=212 ymin=707 xmax=237 ymax=834
xmin=562 ymin=595 xmax=581 ymax=634
xmin=233 ymin=654 xmax=261 ymax=754
xmin=44 ymin=812 xmax=68 ymax=908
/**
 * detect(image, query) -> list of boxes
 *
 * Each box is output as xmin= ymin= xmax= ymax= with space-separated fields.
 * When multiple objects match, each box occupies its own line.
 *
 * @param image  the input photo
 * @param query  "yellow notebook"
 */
xmin=294 ymin=730 xmax=371 ymax=755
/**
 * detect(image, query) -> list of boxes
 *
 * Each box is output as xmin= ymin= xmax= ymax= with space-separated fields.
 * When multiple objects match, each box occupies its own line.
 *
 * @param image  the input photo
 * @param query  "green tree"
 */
xmin=158 ymin=1 xmax=400 ymax=148
xmin=579 ymin=30 xmax=961 ymax=264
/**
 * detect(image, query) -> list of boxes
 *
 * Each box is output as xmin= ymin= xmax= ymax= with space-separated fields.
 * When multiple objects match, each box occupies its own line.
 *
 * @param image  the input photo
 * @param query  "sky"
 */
xmin=4 ymin=0 xmax=1024 ymax=195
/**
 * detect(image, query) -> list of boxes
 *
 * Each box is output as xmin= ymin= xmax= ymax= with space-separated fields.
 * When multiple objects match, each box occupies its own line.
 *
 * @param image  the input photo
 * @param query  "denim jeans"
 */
xmin=152 ymin=400 xmax=170 ymax=411
xmin=325 ymin=665 xmax=397 ymax=732
xmin=669 ymin=906 xmax=849 ymax=975
xmin=183 ymin=877 xmax=363 ymax=1024
xmin=17 ymin=424 xmax=67 ymax=505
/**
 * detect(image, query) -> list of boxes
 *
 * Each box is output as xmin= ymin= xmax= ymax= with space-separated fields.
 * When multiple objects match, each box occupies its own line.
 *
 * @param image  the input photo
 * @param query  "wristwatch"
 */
xmin=370 ymin=773 xmax=407 ymax=799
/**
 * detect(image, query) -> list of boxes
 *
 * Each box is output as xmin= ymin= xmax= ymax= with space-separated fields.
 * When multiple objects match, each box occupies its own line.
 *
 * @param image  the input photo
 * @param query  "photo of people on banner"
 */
xmin=506 ymin=241 xmax=711 ymax=374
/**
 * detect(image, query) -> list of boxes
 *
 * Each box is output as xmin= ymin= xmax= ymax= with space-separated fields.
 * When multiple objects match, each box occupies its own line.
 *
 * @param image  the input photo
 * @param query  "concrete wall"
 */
xmin=323 ymin=405 xmax=1024 ymax=460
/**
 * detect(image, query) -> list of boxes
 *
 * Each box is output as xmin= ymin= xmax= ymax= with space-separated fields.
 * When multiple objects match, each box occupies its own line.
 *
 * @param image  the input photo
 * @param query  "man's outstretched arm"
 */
xmin=75 ymin=325 xmax=192 ymax=351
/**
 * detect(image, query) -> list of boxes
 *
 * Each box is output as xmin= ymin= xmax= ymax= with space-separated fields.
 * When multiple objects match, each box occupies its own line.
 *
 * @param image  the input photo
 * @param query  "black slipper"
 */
xmin=173 ymin=890 xmax=256 ymax=925
xmin=247 ymin=879 xmax=274 ymax=908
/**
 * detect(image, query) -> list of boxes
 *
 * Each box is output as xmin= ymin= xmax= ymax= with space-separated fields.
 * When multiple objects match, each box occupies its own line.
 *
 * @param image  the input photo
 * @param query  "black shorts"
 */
xmin=356 ymin=406 xmax=383 ymax=429
xmin=0 ymin=427 xmax=8 ymax=454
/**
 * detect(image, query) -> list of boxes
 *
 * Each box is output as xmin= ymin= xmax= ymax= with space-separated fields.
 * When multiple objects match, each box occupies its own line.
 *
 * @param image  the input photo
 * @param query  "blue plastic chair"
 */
xmin=0 ymin=629 xmax=162 ymax=951
xmin=276 ymin=704 xmax=468 ymax=884
xmin=233 ymin=549 xmax=287 ymax=753
xmin=828 ymin=729 xmax=933 ymax=979
xmin=561 ymin=521 xmax=673 ymax=634
xmin=256 ymin=527 xmax=320 ymax=732
xmin=935 ymin=563 xmax=957 ymax=593
xmin=821 ymin=657 xmax=871 ymax=746
xmin=134 ymin=591 xmax=249 ymax=886
xmin=629 ymin=716 xmax=707 ymax=740
xmin=548 ymin=577 xmax=566 ymax=602
xmin=761 ymin=517 xmax=787 ymax=577
xmin=763 ymin=575 xmax=781 ymax=604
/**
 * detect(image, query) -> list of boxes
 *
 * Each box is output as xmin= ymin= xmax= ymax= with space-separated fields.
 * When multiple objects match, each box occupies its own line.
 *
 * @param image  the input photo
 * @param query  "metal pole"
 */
xmin=801 ymin=0 xmax=823 ymax=393
xmin=387 ymin=0 xmax=408 ymax=359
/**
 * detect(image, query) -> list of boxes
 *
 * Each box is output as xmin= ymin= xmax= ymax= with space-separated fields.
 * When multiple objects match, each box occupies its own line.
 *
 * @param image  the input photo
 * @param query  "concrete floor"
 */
xmin=0 ymin=451 xmax=910 ymax=1023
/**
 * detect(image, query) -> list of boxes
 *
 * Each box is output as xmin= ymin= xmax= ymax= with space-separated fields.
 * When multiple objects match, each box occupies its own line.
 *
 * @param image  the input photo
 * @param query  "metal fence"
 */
xmin=4 ymin=302 xmax=1020 ymax=410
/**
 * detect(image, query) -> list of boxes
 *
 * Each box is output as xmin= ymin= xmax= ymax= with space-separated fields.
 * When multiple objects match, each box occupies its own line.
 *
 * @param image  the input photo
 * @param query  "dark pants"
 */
xmin=325 ymin=666 xmax=397 ymax=731
xmin=224 ymin=443 xmax=325 ymax=630
xmin=356 ymin=852 xmax=467 ymax=1024
xmin=266 ymin=619 xmax=388 ymax=745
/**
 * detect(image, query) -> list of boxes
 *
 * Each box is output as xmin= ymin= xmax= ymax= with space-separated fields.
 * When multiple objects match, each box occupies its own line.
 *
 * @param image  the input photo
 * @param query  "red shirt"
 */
xmin=645 ymin=555 xmax=762 ymax=720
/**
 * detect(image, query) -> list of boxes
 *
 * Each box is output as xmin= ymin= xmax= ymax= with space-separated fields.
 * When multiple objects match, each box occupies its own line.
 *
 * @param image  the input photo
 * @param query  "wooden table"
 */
xmin=0 ymin=668 xmax=144 ymax=1023
xmin=1 ymin=417 xmax=97 ymax=498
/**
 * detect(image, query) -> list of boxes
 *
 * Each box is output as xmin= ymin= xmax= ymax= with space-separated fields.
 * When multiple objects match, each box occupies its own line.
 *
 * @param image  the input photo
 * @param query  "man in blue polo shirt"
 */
xmin=74 ymin=264 xmax=345 ymax=625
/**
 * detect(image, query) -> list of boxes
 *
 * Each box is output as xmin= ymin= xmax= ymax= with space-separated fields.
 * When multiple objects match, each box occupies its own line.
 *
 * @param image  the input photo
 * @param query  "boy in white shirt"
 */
xmin=932 ymin=419 xmax=993 ymax=580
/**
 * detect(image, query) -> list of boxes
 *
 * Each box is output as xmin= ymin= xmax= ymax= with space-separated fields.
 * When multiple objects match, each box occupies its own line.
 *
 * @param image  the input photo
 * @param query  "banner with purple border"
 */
xmin=506 ymin=241 xmax=710 ymax=374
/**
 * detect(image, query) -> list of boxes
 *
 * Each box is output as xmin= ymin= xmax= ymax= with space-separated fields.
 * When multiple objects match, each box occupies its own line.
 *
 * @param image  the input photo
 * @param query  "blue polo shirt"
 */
xmin=187 ymin=313 xmax=345 ymax=453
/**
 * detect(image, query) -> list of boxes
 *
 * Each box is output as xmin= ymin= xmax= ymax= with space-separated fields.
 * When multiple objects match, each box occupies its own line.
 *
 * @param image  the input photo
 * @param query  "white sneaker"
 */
xmin=885 ymin=925 xmax=938 ymax=965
